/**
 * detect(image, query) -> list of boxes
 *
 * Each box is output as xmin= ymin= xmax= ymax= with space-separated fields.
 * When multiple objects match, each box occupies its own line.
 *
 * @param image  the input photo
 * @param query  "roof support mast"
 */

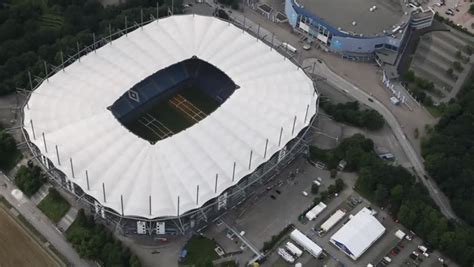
xmin=232 ymin=161 xmax=236 ymax=182
xmin=29 ymin=120 xmax=36 ymax=140
xmin=69 ymin=157 xmax=75 ymax=178
xmin=86 ymin=170 xmax=90 ymax=191
xmin=102 ymin=183 xmax=107 ymax=203
xmin=55 ymin=145 xmax=60 ymax=166
xmin=42 ymin=132 xmax=48 ymax=153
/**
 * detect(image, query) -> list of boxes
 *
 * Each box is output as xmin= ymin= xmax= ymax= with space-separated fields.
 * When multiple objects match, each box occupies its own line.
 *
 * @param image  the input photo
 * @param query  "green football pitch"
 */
xmin=126 ymin=86 xmax=220 ymax=143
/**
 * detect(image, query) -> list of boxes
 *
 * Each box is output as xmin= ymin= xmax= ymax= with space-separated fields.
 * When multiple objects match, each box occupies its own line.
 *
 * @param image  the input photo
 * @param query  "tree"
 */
xmin=455 ymin=50 xmax=463 ymax=59
xmin=374 ymin=184 xmax=389 ymax=205
xmin=327 ymin=184 xmax=336 ymax=195
xmin=335 ymin=178 xmax=345 ymax=193
xmin=330 ymin=169 xmax=337 ymax=178
xmin=320 ymin=191 xmax=329 ymax=201
xmin=466 ymin=45 xmax=473 ymax=55
xmin=66 ymin=209 xmax=141 ymax=266
xmin=14 ymin=165 xmax=45 ymax=196
xmin=321 ymin=100 xmax=385 ymax=131
xmin=446 ymin=68 xmax=454 ymax=77
xmin=214 ymin=9 xmax=229 ymax=20
xmin=453 ymin=61 xmax=464 ymax=72
xmin=129 ymin=255 xmax=142 ymax=267
xmin=0 ymin=130 xmax=20 ymax=170
xmin=403 ymin=70 xmax=415 ymax=83
xmin=311 ymin=183 xmax=319 ymax=194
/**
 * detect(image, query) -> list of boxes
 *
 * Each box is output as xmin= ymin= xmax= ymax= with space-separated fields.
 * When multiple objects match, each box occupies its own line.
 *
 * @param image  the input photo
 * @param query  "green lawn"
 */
xmin=37 ymin=189 xmax=70 ymax=223
xmin=426 ymin=105 xmax=444 ymax=118
xmin=180 ymin=235 xmax=219 ymax=266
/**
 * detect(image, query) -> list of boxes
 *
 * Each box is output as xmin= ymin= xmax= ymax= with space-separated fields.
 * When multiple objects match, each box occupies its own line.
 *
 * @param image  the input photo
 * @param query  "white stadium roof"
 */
xmin=330 ymin=207 xmax=385 ymax=260
xmin=23 ymin=15 xmax=317 ymax=219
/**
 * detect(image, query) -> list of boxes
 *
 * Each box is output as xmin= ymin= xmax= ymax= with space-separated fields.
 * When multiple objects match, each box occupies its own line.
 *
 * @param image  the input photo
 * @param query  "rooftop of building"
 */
xmin=296 ymin=0 xmax=410 ymax=36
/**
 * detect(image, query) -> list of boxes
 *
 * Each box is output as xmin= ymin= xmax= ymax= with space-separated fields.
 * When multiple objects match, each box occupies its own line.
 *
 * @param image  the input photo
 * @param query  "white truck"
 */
xmin=395 ymin=229 xmax=406 ymax=240
xmin=305 ymin=202 xmax=327 ymax=221
xmin=278 ymin=247 xmax=295 ymax=263
xmin=285 ymin=242 xmax=303 ymax=257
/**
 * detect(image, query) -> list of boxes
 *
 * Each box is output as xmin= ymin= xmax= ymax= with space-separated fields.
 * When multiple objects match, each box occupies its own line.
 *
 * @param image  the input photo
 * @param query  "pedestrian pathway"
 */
xmin=57 ymin=207 xmax=78 ymax=232
xmin=0 ymin=171 xmax=90 ymax=266
xmin=30 ymin=184 xmax=51 ymax=205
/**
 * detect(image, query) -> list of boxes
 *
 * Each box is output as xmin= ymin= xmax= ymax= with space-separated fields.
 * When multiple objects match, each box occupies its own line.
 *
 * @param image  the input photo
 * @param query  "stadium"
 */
xmin=21 ymin=15 xmax=319 ymax=236
xmin=284 ymin=0 xmax=423 ymax=60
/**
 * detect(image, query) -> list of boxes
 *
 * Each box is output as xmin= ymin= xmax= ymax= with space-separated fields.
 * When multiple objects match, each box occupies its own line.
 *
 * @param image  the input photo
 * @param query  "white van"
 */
xmin=282 ymin=42 xmax=297 ymax=53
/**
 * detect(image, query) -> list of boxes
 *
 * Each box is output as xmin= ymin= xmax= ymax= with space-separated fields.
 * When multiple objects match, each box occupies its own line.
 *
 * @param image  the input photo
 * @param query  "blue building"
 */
xmin=284 ymin=0 xmax=413 ymax=60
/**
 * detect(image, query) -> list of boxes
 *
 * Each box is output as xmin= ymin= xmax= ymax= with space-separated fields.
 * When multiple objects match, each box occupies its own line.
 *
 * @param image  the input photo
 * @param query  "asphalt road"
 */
xmin=304 ymin=58 xmax=459 ymax=222
xmin=0 ymin=173 xmax=90 ymax=266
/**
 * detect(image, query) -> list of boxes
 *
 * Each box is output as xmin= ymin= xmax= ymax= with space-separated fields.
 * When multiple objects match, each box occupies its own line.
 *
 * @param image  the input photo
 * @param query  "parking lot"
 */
xmin=200 ymin=143 xmax=456 ymax=266
xmin=429 ymin=0 xmax=474 ymax=33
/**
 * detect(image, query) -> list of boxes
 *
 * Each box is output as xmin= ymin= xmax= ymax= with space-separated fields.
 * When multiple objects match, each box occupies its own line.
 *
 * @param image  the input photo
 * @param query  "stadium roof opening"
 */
xmin=109 ymin=57 xmax=237 ymax=143
xmin=297 ymin=0 xmax=407 ymax=36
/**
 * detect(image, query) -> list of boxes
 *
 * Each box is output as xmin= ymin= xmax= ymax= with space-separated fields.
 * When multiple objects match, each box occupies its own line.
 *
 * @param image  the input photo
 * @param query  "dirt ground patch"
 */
xmin=0 ymin=205 xmax=61 ymax=266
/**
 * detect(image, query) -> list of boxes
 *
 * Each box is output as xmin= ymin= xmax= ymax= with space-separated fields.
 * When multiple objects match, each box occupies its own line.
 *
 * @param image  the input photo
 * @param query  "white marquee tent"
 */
xmin=330 ymin=207 xmax=385 ymax=260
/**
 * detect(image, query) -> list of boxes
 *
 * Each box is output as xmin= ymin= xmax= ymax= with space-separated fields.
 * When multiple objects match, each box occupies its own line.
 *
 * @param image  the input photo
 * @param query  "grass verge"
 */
xmin=37 ymin=188 xmax=70 ymax=223
xmin=180 ymin=235 xmax=219 ymax=266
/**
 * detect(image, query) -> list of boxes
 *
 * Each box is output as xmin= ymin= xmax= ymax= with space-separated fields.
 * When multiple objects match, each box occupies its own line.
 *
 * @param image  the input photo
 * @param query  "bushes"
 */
xmin=309 ymin=134 xmax=376 ymax=171
xmin=66 ymin=209 xmax=141 ymax=267
xmin=320 ymin=100 xmax=385 ymax=130
xmin=217 ymin=0 xmax=239 ymax=9
xmin=261 ymin=224 xmax=294 ymax=253
xmin=311 ymin=183 xmax=319 ymax=194
xmin=14 ymin=164 xmax=46 ymax=196
xmin=453 ymin=61 xmax=464 ymax=72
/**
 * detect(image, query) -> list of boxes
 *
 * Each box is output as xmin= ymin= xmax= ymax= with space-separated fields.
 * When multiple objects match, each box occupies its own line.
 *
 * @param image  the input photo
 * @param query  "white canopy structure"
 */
xmin=23 ymin=15 xmax=317 ymax=219
xmin=290 ymin=229 xmax=323 ymax=258
xmin=330 ymin=207 xmax=385 ymax=260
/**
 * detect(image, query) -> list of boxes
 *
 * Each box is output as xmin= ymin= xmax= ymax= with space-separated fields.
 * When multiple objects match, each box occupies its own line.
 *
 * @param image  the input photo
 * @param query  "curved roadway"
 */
xmin=304 ymin=58 xmax=459 ymax=222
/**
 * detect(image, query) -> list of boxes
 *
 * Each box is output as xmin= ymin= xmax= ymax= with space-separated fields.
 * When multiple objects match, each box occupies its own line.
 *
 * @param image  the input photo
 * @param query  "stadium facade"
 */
xmin=21 ymin=15 xmax=319 ymax=236
xmin=284 ymin=0 xmax=434 ymax=60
